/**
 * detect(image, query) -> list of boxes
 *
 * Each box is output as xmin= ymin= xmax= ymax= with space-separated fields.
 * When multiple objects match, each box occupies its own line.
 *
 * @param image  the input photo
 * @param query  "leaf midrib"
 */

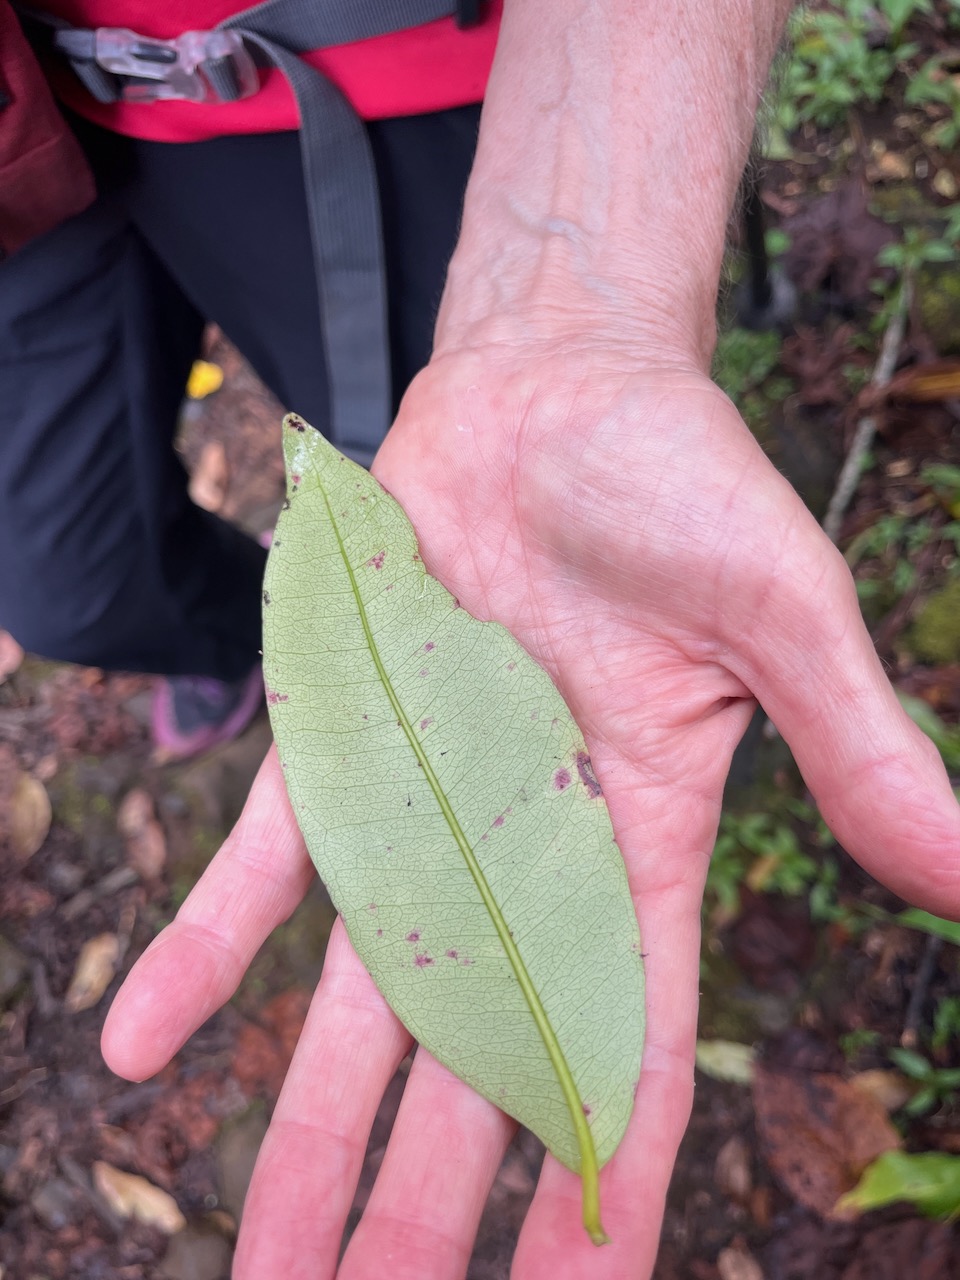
xmin=312 ymin=462 xmax=606 ymax=1240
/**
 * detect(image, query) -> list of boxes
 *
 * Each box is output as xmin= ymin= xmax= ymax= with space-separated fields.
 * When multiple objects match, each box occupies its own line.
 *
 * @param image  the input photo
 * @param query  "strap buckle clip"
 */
xmin=54 ymin=28 xmax=258 ymax=104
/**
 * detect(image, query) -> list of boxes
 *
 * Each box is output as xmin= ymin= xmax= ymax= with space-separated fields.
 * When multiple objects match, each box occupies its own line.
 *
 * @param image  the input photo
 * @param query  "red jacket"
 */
xmin=0 ymin=1 xmax=95 ymax=257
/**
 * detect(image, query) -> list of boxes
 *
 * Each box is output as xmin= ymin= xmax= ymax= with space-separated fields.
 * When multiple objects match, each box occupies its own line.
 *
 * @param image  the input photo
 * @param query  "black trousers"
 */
xmin=0 ymin=107 xmax=479 ymax=681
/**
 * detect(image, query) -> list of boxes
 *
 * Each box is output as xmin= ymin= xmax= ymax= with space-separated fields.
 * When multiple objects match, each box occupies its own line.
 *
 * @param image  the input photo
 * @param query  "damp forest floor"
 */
xmin=3 ymin=8 xmax=960 ymax=1276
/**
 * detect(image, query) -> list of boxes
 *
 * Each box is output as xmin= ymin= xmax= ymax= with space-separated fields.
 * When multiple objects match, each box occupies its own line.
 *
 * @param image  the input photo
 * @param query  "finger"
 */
xmin=102 ymin=747 xmax=314 ymax=1080
xmin=339 ymin=1050 xmax=515 ymax=1280
xmin=730 ymin=518 xmax=960 ymax=914
xmin=514 ymin=706 xmax=750 ymax=1278
xmin=233 ymin=921 xmax=413 ymax=1280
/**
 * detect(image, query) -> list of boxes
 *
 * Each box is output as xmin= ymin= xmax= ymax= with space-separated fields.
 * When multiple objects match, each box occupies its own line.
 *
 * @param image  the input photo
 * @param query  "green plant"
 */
xmin=932 ymin=996 xmax=960 ymax=1055
xmin=878 ymin=226 xmax=958 ymax=275
xmin=839 ymin=1150 xmax=960 ymax=1219
xmin=776 ymin=0 xmax=907 ymax=131
xmin=905 ymin=56 xmax=960 ymax=149
xmin=877 ymin=0 xmax=933 ymax=43
xmin=896 ymin=696 xmax=960 ymax=772
xmin=840 ymin=1027 xmax=882 ymax=1062
xmin=921 ymin=463 xmax=960 ymax=518
xmin=888 ymin=1046 xmax=960 ymax=1116
xmin=708 ymin=806 xmax=816 ymax=914
xmin=712 ymin=327 xmax=792 ymax=433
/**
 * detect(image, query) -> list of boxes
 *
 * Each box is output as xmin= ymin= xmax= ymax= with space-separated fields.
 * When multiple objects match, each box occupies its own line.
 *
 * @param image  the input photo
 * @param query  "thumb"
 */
xmin=730 ymin=515 xmax=960 ymax=917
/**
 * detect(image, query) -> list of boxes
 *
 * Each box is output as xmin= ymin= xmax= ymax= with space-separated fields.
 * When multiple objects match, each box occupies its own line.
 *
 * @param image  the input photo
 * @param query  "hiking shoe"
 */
xmin=151 ymin=666 xmax=264 ymax=760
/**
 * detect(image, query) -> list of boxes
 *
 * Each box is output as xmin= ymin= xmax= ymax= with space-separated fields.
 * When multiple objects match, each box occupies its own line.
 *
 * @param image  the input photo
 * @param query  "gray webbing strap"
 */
xmin=223 ymin=0 xmax=456 ymax=464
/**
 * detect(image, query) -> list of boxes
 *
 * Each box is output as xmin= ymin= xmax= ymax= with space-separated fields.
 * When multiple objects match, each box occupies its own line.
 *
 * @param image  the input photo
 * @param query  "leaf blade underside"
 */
xmin=263 ymin=417 xmax=646 ymax=1241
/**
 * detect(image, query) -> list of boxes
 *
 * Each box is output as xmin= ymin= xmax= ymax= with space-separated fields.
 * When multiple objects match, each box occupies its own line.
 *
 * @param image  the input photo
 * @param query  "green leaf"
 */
xmin=896 ymin=908 xmax=960 ymax=947
xmin=888 ymin=1046 xmax=933 ymax=1081
xmin=897 ymin=692 xmax=960 ymax=772
xmin=694 ymin=1040 xmax=756 ymax=1085
xmin=837 ymin=1150 xmax=960 ymax=1220
xmin=263 ymin=418 xmax=646 ymax=1244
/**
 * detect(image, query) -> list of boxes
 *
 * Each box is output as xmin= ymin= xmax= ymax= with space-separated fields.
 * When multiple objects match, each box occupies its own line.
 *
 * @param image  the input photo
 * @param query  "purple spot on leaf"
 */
xmin=582 ymin=1103 xmax=592 ymax=1117
xmin=405 ymin=931 xmax=421 ymax=943
xmin=266 ymin=691 xmax=289 ymax=705
xmin=413 ymin=952 xmax=434 ymax=968
xmin=553 ymin=768 xmax=571 ymax=791
xmin=291 ymin=474 xmax=301 ymax=485
xmin=419 ymin=668 xmax=429 ymax=677
xmin=446 ymin=949 xmax=459 ymax=960
xmin=420 ymin=717 xmax=434 ymax=731
xmin=506 ymin=661 xmax=516 ymax=672
xmin=287 ymin=416 xmax=306 ymax=432
xmin=368 ymin=550 xmax=386 ymax=570
xmin=493 ymin=815 xmax=505 ymax=828
xmin=576 ymin=751 xmax=603 ymax=799
xmin=367 ymin=903 xmax=377 ymax=913
xmin=376 ymin=928 xmax=383 ymax=937
xmin=424 ymin=642 xmax=435 ymax=652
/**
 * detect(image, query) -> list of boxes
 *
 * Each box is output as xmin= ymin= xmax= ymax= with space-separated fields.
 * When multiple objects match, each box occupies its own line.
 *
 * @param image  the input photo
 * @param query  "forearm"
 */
xmin=437 ymin=0 xmax=793 ymax=367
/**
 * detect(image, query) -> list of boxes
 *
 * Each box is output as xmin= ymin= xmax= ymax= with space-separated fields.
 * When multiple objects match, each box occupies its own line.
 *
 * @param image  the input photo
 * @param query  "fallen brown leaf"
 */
xmin=117 ymin=788 xmax=166 ymax=879
xmin=92 ymin=1161 xmax=186 ymax=1233
xmin=188 ymin=440 xmax=230 ymax=513
xmin=231 ymin=987 xmax=311 ymax=1098
xmin=753 ymin=1065 xmax=901 ymax=1218
xmin=849 ymin=1069 xmax=914 ymax=1114
xmin=64 ymin=934 xmax=120 ymax=1013
xmin=886 ymin=359 xmax=960 ymax=403
xmin=6 ymin=770 xmax=52 ymax=863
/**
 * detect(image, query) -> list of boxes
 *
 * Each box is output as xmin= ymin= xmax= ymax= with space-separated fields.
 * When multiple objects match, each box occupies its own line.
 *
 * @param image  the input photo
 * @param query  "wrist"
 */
xmin=433 ymin=0 xmax=794 ymax=372
xmin=436 ymin=212 xmax=721 ymax=372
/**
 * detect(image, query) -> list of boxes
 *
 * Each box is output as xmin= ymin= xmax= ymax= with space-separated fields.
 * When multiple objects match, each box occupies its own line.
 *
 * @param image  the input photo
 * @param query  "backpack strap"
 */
xmin=227 ymin=0 xmax=459 ymax=464
xmin=24 ymin=0 xmax=469 ymax=465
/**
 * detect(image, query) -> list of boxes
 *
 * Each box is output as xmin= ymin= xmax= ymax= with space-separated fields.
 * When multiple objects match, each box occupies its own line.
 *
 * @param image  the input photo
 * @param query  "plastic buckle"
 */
xmin=90 ymin=28 xmax=258 ymax=103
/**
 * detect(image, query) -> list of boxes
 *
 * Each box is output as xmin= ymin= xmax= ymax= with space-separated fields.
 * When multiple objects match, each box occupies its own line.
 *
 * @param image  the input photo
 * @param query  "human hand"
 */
xmin=102 ymin=344 xmax=960 ymax=1279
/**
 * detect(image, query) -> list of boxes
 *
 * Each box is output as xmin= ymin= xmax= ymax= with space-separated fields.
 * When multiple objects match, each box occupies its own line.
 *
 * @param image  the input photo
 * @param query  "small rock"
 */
xmin=717 ymin=1243 xmax=765 ymax=1280
xmin=159 ymin=1220 xmax=233 ymax=1280
xmin=93 ymin=1161 xmax=186 ymax=1233
xmin=0 ymin=934 xmax=28 ymax=1003
xmin=30 ymin=1178 xmax=79 ymax=1231
xmin=64 ymin=933 xmax=120 ymax=1013
xmin=46 ymin=860 xmax=86 ymax=897
xmin=214 ymin=1106 xmax=268 ymax=1218
xmin=933 ymin=169 xmax=958 ymax=200
xmin=715 ymin=1134 xmax=753 ymax=1204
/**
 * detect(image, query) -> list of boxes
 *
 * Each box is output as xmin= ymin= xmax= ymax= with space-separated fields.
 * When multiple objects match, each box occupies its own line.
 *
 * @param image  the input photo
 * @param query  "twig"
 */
xmin=823 ymin=281 xmax=911 ymax=544
xmin=61 ymin=865 xmax=138 ymax=922
xmin=901 ymin=931 xmax=943 ymax=1049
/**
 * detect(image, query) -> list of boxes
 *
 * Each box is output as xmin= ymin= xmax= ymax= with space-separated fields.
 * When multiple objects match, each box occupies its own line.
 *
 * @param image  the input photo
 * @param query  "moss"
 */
xmin=908 ymin=579 xmax=960 ymax=665
xmin=917 ymin=266 xmax=960 ymax=356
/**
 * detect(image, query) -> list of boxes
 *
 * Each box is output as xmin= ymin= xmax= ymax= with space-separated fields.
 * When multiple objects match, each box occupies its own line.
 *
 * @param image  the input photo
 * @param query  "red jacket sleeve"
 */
xmin=0 ymin=1 xmax=95 ymax=257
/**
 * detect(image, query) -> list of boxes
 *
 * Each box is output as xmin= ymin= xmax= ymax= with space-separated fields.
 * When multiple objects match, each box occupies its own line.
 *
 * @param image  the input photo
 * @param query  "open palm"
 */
xmin=103 ymin=349 xmax=960 ymax=1279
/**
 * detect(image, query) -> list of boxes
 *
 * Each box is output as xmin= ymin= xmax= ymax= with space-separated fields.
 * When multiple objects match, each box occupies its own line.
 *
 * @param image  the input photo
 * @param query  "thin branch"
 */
xmin=823 ymin=280 xmax=911 ymax=544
